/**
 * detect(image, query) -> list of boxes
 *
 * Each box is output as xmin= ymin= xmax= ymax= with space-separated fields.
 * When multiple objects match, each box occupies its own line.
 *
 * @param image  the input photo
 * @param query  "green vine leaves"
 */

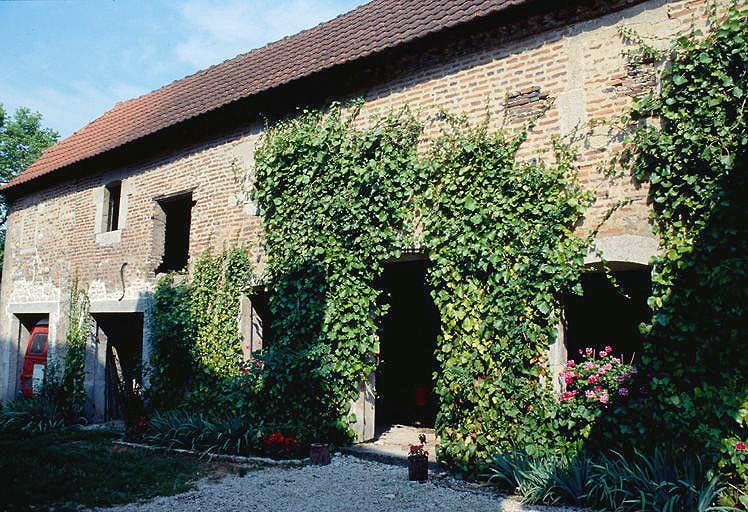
xmin=419 ymin=118 xmax=592 ymax=471
xmin=252 ymin=104 xmax=423 ymax=440
xmin=621 ymin=4 xmax=748 ymax=486
xmin=61 ymin=277 xmax=90 ymax=418
xmin=250 ymin=103 xmax=593 ymax=458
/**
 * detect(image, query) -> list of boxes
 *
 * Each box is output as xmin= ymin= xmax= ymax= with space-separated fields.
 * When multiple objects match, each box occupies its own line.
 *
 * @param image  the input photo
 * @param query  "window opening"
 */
xmin=105 ymin=181 xmax=122 ymax=232
xmin=156 ymin=193 xmax=194 ymax=273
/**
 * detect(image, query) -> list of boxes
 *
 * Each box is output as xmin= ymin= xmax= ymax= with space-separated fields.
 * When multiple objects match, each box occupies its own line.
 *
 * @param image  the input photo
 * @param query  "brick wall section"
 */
xmin=0 ymin=0 xmax=717 ymax=401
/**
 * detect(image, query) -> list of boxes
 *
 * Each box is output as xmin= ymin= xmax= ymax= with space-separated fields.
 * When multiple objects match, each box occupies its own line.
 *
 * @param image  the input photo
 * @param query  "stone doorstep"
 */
xmin=76 ymin=420 xmax=125 ymax=433
xmin=341 ymin=424 xmax=441 ymax=472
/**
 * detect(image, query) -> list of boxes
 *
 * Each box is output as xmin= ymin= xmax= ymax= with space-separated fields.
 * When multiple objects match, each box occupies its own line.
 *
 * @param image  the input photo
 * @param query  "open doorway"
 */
xmin=376 ymin=259 xmax=440 ymax=430
xmin=564 ymin=268 xmax=652 ymax=362
xmin=93 ymin=313 xmax=144 ymax=421
xmin=14 ymin=314 xmax=49 ymax=398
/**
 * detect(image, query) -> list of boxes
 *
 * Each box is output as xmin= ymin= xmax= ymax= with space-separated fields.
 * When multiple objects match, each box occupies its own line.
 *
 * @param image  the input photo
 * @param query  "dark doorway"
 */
xmin=376 ymin=259 xmax=440 ymax=428
xmin=94 ymin=313 xmax=144 ymax=421
xmin=564 ymin=269 xmax=651 ymax=362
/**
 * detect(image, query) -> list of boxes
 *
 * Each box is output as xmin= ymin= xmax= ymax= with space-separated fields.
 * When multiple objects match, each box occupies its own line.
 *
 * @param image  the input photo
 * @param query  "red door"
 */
xmin=21 ymin=321 xmax=49 ymax=397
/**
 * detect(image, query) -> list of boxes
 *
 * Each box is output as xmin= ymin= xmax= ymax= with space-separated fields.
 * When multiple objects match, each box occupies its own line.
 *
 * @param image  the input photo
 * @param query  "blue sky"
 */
xmin=0 ymin=0 xmax=363 ymax=138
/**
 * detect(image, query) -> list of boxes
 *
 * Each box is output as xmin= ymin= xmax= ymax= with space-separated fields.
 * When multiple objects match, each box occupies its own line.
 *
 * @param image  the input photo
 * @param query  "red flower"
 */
xmin=736 ymin=441 xmax=747 ymax=451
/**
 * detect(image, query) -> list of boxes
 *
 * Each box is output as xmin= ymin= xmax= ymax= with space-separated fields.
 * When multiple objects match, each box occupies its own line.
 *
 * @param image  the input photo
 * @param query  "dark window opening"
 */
xmin=156 ymin=193 xmax=194 ymax=273
xmin=564 ymin=269 xmax=652 ymax=363
xmin=105 ymin=181 xmax=122 ymax=232
xmin=376 ymin=259 xmax=440 ymax=429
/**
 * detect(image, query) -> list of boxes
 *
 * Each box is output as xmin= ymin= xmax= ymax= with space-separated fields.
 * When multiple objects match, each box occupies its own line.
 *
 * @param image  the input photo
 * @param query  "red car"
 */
xmin=21 ymin=319 xmax=49 ymax=397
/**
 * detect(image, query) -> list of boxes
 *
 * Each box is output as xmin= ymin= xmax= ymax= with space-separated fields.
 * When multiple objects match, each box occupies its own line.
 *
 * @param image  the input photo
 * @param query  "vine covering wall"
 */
xmin=252 ymin=104 xmax=422 ymax=441
xmin=420 ymin=119 xmax=592 ymax=471
xmin=148 ymin=248 xmax=253 ymax=415
xmin=61 ymin=278 xmax=90 ymax=419
xmin=621 ymin=4 xmax=748 ymax=485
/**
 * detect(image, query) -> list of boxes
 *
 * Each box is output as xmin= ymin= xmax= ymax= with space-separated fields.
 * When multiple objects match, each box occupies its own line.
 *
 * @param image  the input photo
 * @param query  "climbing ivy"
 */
xmin=621 ymin=4 xmax=748 ymax=488
xmin=188 ymin=248 xmax=252 ymax=409
xmin=252 ymin=103 xmax=422 ymax=441
xmin=420 ymin=117 xmax=592 ymax=472
xmin=147 ymin=247 xmax=254 ymax=415
xmin=147 ymin=274 xmax=194 ymax=411
xmin=60 ymin=277 xmax=90 ymax=420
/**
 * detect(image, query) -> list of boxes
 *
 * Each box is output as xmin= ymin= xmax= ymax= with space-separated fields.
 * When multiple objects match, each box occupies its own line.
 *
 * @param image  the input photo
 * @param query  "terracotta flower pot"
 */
xmin=408 ymin=455 xmax=429 ymax=481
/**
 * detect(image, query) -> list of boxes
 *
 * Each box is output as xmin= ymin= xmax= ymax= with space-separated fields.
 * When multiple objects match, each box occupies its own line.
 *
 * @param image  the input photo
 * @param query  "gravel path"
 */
xmin=97 ymin=455 xmax=589 ymax=512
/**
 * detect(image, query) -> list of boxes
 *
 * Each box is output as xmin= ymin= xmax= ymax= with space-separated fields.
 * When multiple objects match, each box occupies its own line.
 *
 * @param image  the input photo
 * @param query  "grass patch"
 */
xmin=0 ymin=428 xmax=243 ymax=511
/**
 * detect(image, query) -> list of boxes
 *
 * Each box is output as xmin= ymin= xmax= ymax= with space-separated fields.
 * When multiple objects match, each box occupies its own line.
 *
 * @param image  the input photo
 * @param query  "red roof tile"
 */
xmin=4 ymin=0 xmax=529 ymax=192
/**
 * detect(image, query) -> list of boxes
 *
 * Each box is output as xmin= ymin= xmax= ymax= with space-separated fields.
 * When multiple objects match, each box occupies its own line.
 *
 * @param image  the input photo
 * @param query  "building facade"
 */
xmin=0 ymin=0 xmax=712 ymax=433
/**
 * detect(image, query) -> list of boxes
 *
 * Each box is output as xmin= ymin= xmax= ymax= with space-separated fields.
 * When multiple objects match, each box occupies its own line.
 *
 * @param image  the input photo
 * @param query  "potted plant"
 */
xmin=408 ymin=433 xmax=429 ymax=481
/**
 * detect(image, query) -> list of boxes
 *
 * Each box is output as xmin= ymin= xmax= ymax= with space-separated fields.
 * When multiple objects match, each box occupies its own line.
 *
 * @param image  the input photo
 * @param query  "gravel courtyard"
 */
xmin=99 ymin=455 xmax=588 ymax=512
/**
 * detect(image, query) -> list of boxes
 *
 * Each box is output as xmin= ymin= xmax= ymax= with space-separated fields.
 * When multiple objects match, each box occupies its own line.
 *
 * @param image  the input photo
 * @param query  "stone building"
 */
xmin=0 ymin=0 xmax=712 ymax=437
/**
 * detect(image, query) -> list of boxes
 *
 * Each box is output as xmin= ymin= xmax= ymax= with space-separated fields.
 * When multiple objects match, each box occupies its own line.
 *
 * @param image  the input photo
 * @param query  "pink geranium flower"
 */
xmin=588 ymin=374 xmax=599 ymax=384
xmin=737 ymin=441 xmax=747 ymax=451
xmin=560 ymin=390 xmax=578 ymax=401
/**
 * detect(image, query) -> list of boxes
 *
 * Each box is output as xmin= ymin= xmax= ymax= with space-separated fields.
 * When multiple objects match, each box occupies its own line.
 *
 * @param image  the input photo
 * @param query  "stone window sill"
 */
xmin=96 ymin=229 xmax=122 ymax=246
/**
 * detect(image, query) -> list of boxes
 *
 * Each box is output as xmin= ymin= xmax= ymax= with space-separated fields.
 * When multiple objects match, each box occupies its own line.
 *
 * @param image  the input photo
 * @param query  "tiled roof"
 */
xmin=3 ymin=0 xmax=529 ymax=192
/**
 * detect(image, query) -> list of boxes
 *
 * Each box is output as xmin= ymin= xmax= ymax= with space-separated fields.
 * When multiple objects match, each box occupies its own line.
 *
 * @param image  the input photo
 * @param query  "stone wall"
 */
xmin=0 ymin=0 xmax=714 ymax=405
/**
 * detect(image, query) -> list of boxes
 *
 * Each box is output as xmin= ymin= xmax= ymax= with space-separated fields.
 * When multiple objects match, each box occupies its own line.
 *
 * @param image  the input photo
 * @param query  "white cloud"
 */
xmin=175 ymin=0 xmax=362 ymax=70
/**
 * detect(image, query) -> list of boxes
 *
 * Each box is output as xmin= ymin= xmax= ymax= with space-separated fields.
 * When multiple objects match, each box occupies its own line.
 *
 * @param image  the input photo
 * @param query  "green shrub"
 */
xmin=0 ymin=395 xmax=64 ymax=434
xmin=486 ymin=446 xmax=734 ymax=511
xmin=0 ymin=363 xmax=66 ymax=434
xmin=486 ymin=450 xmax=591 ymax=505
xmin=149 ymin=410 xmax=262 ymax=456
xmin=147 ymin=410 xmax=308 ymax=459
xmin=587 ymin=449 xmax=728 ymax=512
